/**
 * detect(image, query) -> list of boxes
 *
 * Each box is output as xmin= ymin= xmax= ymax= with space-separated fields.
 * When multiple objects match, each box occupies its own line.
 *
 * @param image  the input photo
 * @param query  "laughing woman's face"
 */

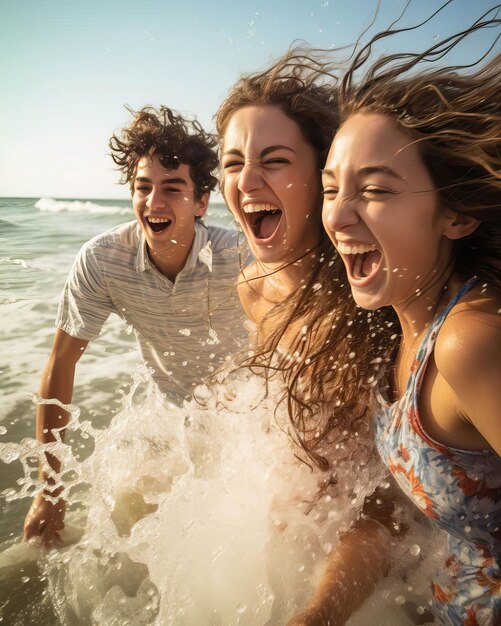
xmin=322 ymin=112 xmax=456 ymax=312
xmin=222 ymin=104 xmax=322 ymax=265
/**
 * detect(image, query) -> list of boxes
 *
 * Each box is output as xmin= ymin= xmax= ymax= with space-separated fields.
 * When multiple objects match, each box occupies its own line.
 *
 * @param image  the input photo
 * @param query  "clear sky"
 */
xmin=0 ymin=0 xmax=499 ymax=199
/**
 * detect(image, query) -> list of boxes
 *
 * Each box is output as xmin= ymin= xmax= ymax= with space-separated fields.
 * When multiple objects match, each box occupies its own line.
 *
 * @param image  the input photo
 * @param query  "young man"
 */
xmin=23 ymin=106 xmax=248 ymax=546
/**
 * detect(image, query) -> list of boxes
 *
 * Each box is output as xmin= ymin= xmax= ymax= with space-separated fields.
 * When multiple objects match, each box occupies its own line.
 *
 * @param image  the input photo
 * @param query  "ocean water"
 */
xmin=0 ymin=195 xmax=234 ymax=539
xmin=0 ymin=197 xmax=439 ymax=625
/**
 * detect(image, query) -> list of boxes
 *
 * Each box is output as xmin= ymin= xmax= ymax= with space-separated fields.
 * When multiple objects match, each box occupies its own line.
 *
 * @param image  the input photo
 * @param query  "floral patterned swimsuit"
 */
xmin=374 ymin=280 xmax=501 ymax=625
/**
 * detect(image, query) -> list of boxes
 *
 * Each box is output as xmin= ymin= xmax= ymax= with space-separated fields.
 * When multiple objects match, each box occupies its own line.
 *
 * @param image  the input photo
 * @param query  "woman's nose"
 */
xmin=322 ymin=193 xmax=359 ymax=233
xmin=238 ymin=162 xmax=264 ymax=194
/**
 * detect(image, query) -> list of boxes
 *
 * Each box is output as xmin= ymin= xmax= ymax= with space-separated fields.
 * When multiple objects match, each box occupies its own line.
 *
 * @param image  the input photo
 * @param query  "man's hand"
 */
xmin=22 ymin=329 xmax=87 ymax=546
xmin=23 ymin=492 xmax=66 ymax=547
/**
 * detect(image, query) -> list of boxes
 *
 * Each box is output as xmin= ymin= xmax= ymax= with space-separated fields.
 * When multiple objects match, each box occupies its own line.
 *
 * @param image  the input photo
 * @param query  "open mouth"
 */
xmin=146 ymin=217 xmax=172 ymax=233
xmin=242 ymin=203 xmax=282 ymax=241
xmin=337 ymin=243 xmax=382 ymax=283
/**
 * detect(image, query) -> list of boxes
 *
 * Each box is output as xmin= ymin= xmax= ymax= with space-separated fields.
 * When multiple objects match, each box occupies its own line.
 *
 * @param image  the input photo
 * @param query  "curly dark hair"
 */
xmin=109 ymin=106 xmax=219 ymax=199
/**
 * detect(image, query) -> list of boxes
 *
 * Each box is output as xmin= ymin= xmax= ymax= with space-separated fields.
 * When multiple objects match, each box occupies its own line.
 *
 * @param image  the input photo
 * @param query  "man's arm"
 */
xmin=23 ymin=328 xmax=89 ymax=546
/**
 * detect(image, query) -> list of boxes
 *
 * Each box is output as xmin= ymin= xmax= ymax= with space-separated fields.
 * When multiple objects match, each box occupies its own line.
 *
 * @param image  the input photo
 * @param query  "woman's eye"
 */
xmin=362 ymin=186 xmax=396 ymax=197
xmin=264 ymin=158 xmax=289 ymax=165
xmin=135 ymin=186 xmax=149 ymax=193
xmin=321 ymin=188 xmax=339 ymax=199
xmin=223 ymin=161 xmax=243 ymax=170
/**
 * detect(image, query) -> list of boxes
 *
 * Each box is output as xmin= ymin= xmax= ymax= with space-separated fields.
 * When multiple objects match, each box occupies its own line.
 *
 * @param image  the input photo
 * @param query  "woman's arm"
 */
xmin=286 ymin=481 xmax=403 ymax=626
xmin=286 ymin=517 xmax=392 ymax=626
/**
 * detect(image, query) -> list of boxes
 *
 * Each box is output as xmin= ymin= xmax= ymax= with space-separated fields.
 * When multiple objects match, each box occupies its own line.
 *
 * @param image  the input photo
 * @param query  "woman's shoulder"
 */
xmin=433 ymin=284 xmax=501 ymax=452
xmin=435 ymin=285 xmax=501 ymax=394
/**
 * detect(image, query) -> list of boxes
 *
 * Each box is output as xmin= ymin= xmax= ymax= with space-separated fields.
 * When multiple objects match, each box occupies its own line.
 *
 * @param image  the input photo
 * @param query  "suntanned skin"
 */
xmin=314 ymin=112 xmax=501 ymax=625
xmin=396 ymin=279 xmax=501 ymax=454
xmin=287 ymin=520 xmax=391 ymax=626
xmin=23 ymin=328 xmax=88 ymax=546
xmin=237 ymin=257 xmax=312 ymax=322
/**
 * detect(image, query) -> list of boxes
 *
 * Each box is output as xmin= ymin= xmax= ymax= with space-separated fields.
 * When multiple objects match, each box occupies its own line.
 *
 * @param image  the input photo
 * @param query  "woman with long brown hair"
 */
xmin=289 ymin=8 xmax=501 ymax=624
xmin=215 ymin=51 xmax=413 ymax=625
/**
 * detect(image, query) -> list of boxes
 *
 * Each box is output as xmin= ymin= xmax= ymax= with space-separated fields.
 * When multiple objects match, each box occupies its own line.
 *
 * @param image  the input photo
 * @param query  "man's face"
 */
xmin=132 ymin=154 xmax=208 ymax=256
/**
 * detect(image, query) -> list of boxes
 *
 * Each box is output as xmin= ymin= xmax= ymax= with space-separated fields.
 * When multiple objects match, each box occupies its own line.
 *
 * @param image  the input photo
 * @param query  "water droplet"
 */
xmin=409 ymin=544 xmax=421 ymax=557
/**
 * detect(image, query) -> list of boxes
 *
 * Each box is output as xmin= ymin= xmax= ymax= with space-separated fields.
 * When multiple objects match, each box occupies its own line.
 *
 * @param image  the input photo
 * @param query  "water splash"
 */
xmin=0 ymin=366 xmax=438 ymax=624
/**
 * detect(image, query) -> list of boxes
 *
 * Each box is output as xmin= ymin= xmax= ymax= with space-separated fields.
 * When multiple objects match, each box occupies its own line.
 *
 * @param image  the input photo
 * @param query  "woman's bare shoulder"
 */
xmin=434 ymin=288 xmax=501 ymax=450
xmin=436 ymin=287 xmax=501 ymax=373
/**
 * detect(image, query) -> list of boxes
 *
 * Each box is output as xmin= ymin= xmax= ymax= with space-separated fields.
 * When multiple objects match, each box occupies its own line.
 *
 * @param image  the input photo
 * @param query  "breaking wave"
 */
xmin=35 ymin=198 xmax=132 ymax=216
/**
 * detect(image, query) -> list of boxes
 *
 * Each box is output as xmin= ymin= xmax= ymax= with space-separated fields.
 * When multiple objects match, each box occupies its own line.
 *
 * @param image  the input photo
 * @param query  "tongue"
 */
xmin=258 ymin=213 xmax=281 ymax=239
xmin=361 ymin=249 xmax=381 ymax=277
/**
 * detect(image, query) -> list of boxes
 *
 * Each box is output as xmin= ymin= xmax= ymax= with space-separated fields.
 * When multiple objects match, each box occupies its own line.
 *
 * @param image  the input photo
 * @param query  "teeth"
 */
xmin=337 ymin=242 xmax=377 ymax=255
xmin=148 ymin=217 xmax=171 ymax=224
xmin=242 ymin=203 xmax=280 ymax=214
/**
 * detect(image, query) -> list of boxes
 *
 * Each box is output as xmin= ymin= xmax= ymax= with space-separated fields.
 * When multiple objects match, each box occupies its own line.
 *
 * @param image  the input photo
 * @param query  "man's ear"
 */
xmin=195 ymin=192 xmax=209 ymax=217
xmin=443 ymin=208 xmax=481 ymax=241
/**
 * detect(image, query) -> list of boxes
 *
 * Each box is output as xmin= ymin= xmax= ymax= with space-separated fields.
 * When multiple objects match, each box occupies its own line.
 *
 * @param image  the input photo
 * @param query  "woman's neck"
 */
xmin=259 ymin=252 xmax=316 ymax=300
xmin=394 ymin=271 xmax=465 ymax=362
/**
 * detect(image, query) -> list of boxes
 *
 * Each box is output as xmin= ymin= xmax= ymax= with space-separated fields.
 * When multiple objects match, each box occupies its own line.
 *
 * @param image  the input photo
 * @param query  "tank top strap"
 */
xmin=411 ymin=277 xmax=478 ymax=396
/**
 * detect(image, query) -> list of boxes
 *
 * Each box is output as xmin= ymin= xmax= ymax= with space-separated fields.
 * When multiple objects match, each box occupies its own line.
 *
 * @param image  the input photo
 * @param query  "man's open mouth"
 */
xmin=146 ymin=217 xmax=172 ymax=233
xmin=337 ymin=243 xmax=382 ymax=281
xmin=242 ymin=203 xmax=282 ymax=240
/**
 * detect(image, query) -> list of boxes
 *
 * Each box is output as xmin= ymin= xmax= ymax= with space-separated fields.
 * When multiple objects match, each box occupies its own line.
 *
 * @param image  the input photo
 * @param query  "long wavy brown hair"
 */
xmin=276 ymin=8 xmax=501 ymax=469
xmin=215 ymin=52 xmax=388 ymax=470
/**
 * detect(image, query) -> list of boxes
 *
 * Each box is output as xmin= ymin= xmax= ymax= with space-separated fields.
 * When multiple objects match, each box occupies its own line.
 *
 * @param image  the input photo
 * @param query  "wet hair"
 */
xmin=278 ymin=9 xmax=501 ymax=469
xmin=216 ymin=51 xmax=368 ymax=469
xmin=109 ymin=105 xmax=219 ymax=199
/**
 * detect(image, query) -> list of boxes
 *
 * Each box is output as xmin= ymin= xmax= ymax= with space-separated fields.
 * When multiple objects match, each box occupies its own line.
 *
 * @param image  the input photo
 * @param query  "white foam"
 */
xmin=0 ymin=256 xmax=28 ymax=269
xmin=35 ymin=197 xmax=132 ymax=215
xmin=0 ymin=366 xmax=439 ymax=625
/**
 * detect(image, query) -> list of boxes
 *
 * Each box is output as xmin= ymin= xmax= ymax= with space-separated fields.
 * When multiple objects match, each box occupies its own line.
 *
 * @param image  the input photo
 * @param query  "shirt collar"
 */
xmin=135 ymin=220 xmax=210 ymax=274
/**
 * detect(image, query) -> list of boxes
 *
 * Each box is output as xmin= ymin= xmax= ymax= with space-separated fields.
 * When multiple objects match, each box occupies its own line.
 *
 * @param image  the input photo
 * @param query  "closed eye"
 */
xmin=321 ymin=187 xmax=339 ymax=200
xmin=362 ymin=186 xmax=398 ymax=198
xmin=263 ymin=158 xmax=290 ymax=166
xmin=223 ymin=160 xmax=244 ymax=170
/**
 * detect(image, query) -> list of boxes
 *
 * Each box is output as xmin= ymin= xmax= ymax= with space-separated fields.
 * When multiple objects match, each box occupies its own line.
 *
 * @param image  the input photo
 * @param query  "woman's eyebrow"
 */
xmin=222 ymin=149 xmax=243 ymax=157
xmin=223 ymin=145 xmax=295 ymax=158
xmin=358 ymin=165 xmax=404 ymax=180
xmin=321 ymin=165 xmax=405 ymax=180
xmin=261 ymin=145 xmax=295 ymax=157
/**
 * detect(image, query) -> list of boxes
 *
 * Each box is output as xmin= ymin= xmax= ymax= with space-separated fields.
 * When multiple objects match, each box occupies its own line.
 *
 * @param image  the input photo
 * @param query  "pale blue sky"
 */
xmin=0 ymin=0 xmax=499 ymax=199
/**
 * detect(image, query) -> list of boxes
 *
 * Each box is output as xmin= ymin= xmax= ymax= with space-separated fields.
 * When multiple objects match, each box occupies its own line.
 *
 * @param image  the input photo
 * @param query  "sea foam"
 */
xmin=35 ymin=198 xmax=132 ymax=216
xmin=0 ymin=366 xmax=438 ymax=625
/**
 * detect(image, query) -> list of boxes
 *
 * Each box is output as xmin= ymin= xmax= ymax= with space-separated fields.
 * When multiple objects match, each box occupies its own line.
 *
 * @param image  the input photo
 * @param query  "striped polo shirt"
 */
xmin=56 ymin=220 xmax=249 ymax=405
